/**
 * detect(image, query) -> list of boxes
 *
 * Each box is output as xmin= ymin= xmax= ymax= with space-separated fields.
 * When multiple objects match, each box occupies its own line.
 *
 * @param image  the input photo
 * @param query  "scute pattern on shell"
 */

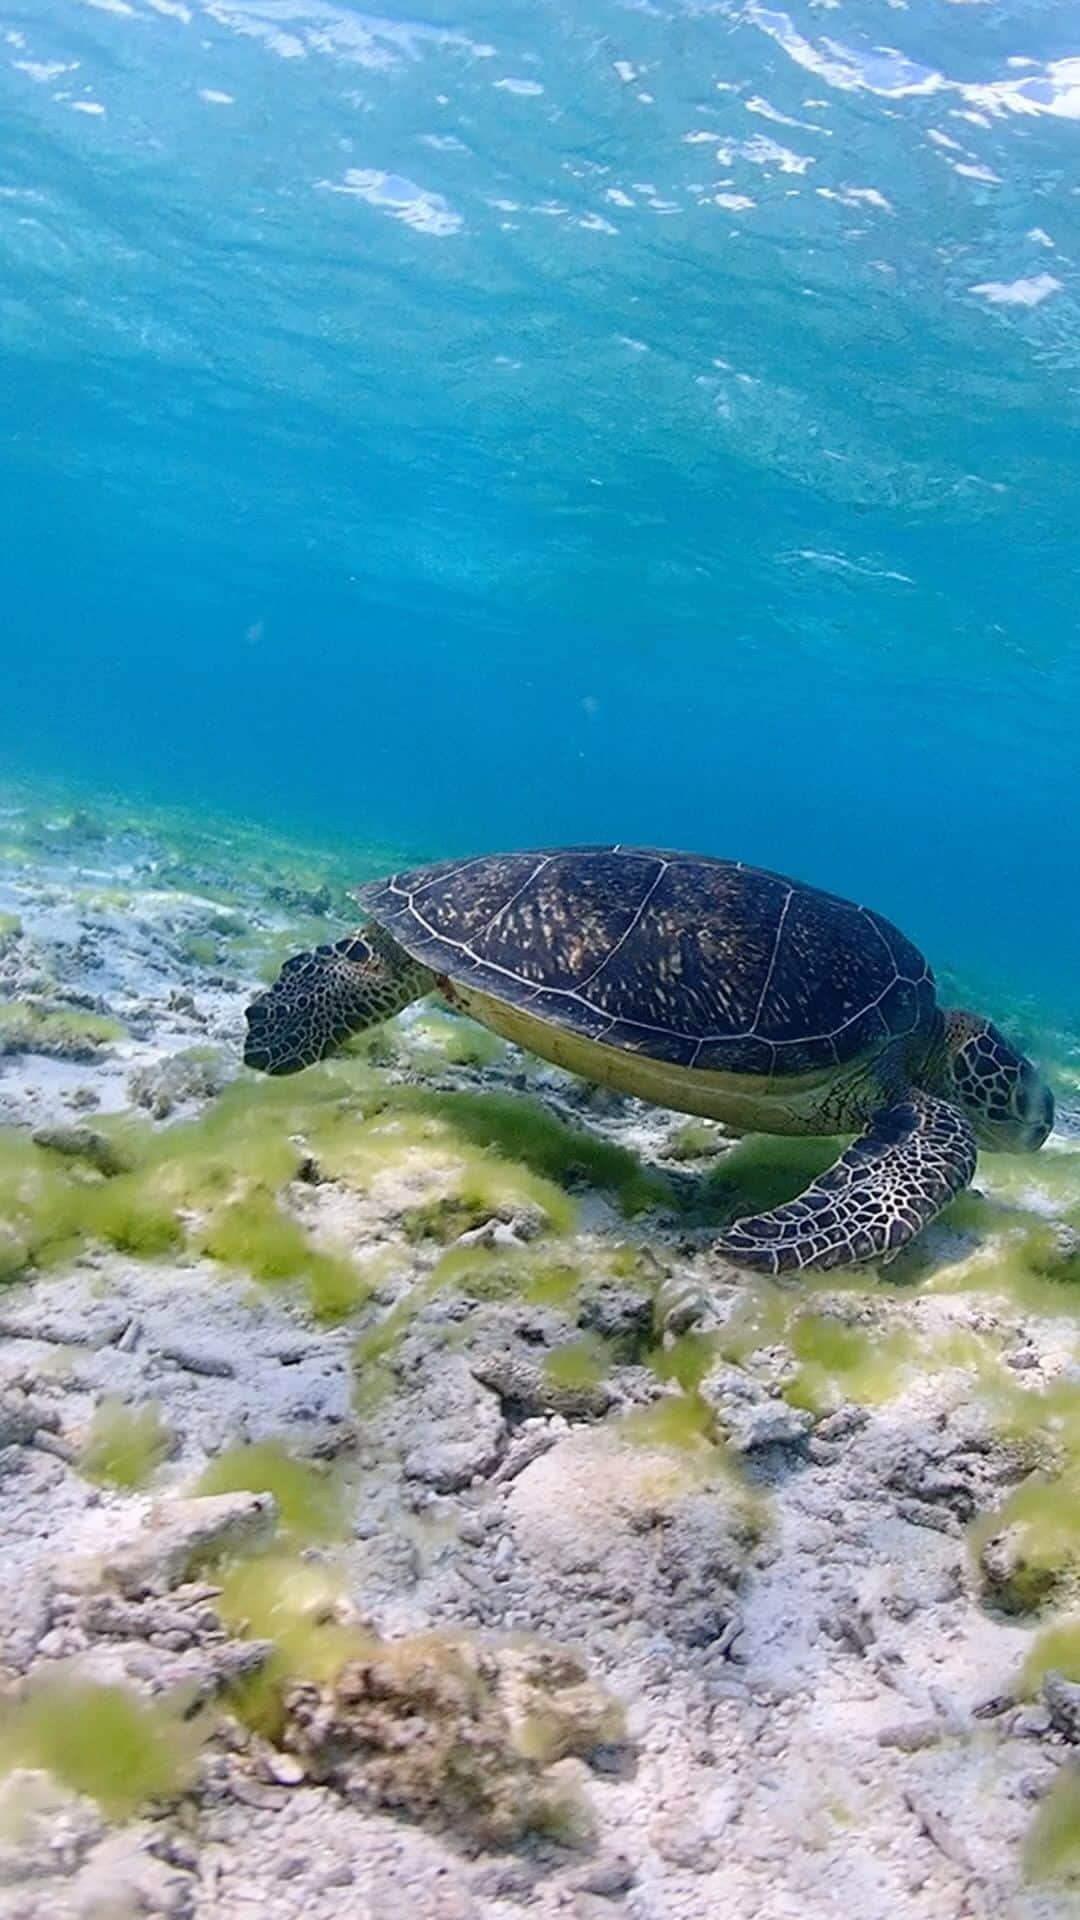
xmin=356 ymin=847 xmax=936 ymax=1075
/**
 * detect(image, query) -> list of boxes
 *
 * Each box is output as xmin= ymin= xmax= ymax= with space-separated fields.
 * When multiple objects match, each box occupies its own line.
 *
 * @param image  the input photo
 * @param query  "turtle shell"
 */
xmin=355 ymin=847 xmax=937 ymax=1077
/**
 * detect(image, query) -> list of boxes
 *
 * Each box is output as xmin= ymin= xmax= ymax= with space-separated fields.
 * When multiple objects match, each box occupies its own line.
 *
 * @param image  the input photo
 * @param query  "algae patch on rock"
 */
xmin=391 ymin=1087 xmax=670 ymax=1219
xmin=198 ymin=1187 xmax=370 ymax=1322
xmin=1024 ymin=1619 xmax=1080 ymax=1692
xmin=280 ymin=1633 xmax=622 ymax=1845
xmin=0 ymin=1679 xmax=199 ymax=1819
xmin=81 ymin=1398 xmax=175 ymax=1490
xmin=400 ymin=1009 xmax=507 ymax=1073
xmin=974 ymin=1477 xmax=1080 ymax=1616
xmin=214 ymin=1553 xmax=369 ymax=1737
xmin=195 ymin=1442 xmax=348 ymax=1545
xmin=973 ymin=1375 xmax=1080 ymax=1615
xmin=0 ymin=1001 xmax=123 ymax=1061
xmin=1023 ymin=1764 xmax=1080 ymax=1883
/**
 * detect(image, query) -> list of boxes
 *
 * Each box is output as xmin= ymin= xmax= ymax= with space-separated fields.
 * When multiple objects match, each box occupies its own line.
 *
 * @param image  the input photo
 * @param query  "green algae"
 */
xmin=0 ymin=1679 xmax=198 ymax=1818
xmin=791 ymin=1314 xmax=870 ymax=1372
xmin=985 ymin=1376 xmax=1080 ymax=1467
xmin=79 ymin=1181 xmax=184 ymax=1260
xmin=215 ymin=1553 xmax=369 ymax=1738
xmin=81 ymin=1398 xmax=174 ymax=1489
xmin=195 ymin=1442 xmax=347 ymax=1545
xmin=0 ymin=1001 xmax=124 ymax=1059
xmin=523 ymin=1261 xmax=581 ymax=1310
xmin=785 ymin=1319 xmax=916 ymax=1414
xmin=430 ymin=1240 xmax=582 ymax=1310
xmin=401 ymin=1194 xmax=501 ymax=1244
xmin=179 ymin=933 xmax=222 ymax=968
xmin=706 ymin=1286 xmax=921 ymax=1415
xmin=0 ymin=1032 xmax=667 ymax=1318
xmin=664 ymin=1119 xmax=727 ymax=1161
xmin=970 ymin=1374 xmax=1080 ymax=1617
xmin=0 ymin=1221 xmax=29 ymax=1281
xmin=320 ymin=1084 xmax=655 ymax=1221
xmin=700 ymin=1133 xmax=842 ymax=1225
xmin=298 ymin=1093 xmax=583 ymax=1235
xmin=75 ymin=886 xmax=135 ymax=914
xmin=928 ymin=1218 xmax=1080 ymax=1320
xmin=0 ymin=912 xmax=21 ymax=943
xmin=198 ymin=1188 xmax=369 ymax=1322
xmin=617 ymin=1391 xmax=717 ymax=1452
xmin=352 ymin=1359 xmax=398 ymax=1415
xmin=979 ymin=1143 xmax=1080 ymax=1217
xmin=1024 ymin=1765 xmax=1080 ymax=1882
xmin=606 ymin=1241 xmax=658 ymax=1280
xmin=1021 ymin=1223 xmax=1080 ymax=1286
xmin=973 ymin=1465 xmax=1080 ymax=1613
xmin=394 ymin=1088 xmax=669 ymax=1218
xmin=648 ymin=1330 xmax=719 ymax=1393
xmin=543 ymin=1333 xmax=610 ymax=1391
xmin=206 ymin=908 xmax=249 ymax=937
xmin=973 ymin=1477 xmax=1079 ymax=1614
xmin=0 ymin=1129 xmax=174 ymax=1270
xmin=0 ymin=1082 xmax=366 ymax=1318
xmin=402 ymin=1010 xmax=507 ymax=1072
xmin=1023 ymin=1619 xmax=1080 ymax=1693
xmin=354 ymin=1292 xmax=418 ymax=1373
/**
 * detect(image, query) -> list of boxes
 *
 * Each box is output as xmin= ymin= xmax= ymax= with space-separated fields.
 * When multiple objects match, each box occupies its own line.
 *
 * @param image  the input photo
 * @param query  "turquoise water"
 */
xmin=1 ymin=0 xmax=1077 ymax=1020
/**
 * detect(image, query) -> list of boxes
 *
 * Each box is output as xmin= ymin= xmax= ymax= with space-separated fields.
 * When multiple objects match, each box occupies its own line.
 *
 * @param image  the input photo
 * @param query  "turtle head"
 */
xmin=940 ymin=1010 xmax=1054 ymax=1153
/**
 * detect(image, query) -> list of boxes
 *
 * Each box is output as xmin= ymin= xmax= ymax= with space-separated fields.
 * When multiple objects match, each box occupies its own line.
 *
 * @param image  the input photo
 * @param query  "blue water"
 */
xmin=1 ymin=1 xmax=1078 ymax=1020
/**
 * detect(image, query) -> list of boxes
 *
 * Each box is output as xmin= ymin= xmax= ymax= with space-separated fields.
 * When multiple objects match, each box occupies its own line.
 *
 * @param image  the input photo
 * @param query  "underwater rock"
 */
xmin=1043 ymin=1670 xmax=1080 ymax=1744
xmin=576 ymin=1283 xmax=655 ymax=1349
xmin=0 ymin=1388 xmax=43 ymax=1451
xmin=280 ymin=1631 xmax=622 ymax=1845
xmin=654 ymin=1266 xmax=743 ymax=1337
xmin=43 ymin=1824 xmax=194 ymax=1920
xmin=699 ymin=1361 xmax=813 ymax=1455
xmin=979 ymin=1523 xmax=1062 ymax=1617
xmin=471 ymin=1346 xmax=617 ymax=1422
xmin=101 ymin=1492 xmax=278 ymax=1598
xmin=505 ymin=1428 xmax=756 ymax=1642
xmin=401 ymin=1358 xmax=505 ymax=1492
xmin=128 ymin=1047 xmax=229 ymax=1118
xmin=31 ymin=1123 xmax=132 ymax=1177
xmin=0 ymin=1000 xmax=121 ymax=1062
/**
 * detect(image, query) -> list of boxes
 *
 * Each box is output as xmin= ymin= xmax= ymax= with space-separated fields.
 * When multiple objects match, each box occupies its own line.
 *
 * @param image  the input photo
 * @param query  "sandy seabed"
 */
xmin=0 ymin=792 xmax=1079 ymax=1920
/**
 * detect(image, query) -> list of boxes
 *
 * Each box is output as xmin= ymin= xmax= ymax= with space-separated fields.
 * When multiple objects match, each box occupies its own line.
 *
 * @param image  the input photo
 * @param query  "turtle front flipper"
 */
xmin=244 ymin=930 xmax=432 ymax=1075
xmin=718 ymin=1092 xmax=977 ymax=1274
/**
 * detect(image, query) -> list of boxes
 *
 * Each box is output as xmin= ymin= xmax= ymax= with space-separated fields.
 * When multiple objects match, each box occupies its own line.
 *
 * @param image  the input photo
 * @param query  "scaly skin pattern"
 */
xmin=243 ymin=928 xmax=432 ymax=1076
xmin=931 ymin=1008 xmax=1055 ymax=1151
xmin=716 ymin=1089 xmax=978 ymax=1274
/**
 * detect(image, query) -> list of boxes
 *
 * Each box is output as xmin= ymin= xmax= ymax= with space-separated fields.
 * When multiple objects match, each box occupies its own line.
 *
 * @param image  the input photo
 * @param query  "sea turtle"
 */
xmin=243 ymin=847 xmax=1054 ymax=1273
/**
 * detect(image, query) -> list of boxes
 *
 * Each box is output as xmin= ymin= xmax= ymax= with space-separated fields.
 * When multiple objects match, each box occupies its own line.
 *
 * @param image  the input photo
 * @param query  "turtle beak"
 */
xmin=1024 ymin=1084 xmax=1054 ymax=1151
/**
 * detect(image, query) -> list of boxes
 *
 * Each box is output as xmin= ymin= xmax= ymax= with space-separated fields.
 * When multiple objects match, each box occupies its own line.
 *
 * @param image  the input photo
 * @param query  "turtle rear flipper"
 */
xmin=244 ymin=931 xmax=431 ymax=1075
xmin=718 ymin=1092 xmax=977 ymax=1274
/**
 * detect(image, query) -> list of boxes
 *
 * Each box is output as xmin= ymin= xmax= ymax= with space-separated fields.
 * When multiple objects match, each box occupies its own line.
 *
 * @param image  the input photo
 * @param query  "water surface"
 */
xmin=1 ymin=0 xmax=1077 ymax=1018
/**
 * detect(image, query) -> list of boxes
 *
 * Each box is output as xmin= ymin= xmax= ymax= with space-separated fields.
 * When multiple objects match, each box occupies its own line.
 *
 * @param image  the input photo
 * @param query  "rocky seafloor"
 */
xmin=1 ymin=788 xmax=1080 ymax=1920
